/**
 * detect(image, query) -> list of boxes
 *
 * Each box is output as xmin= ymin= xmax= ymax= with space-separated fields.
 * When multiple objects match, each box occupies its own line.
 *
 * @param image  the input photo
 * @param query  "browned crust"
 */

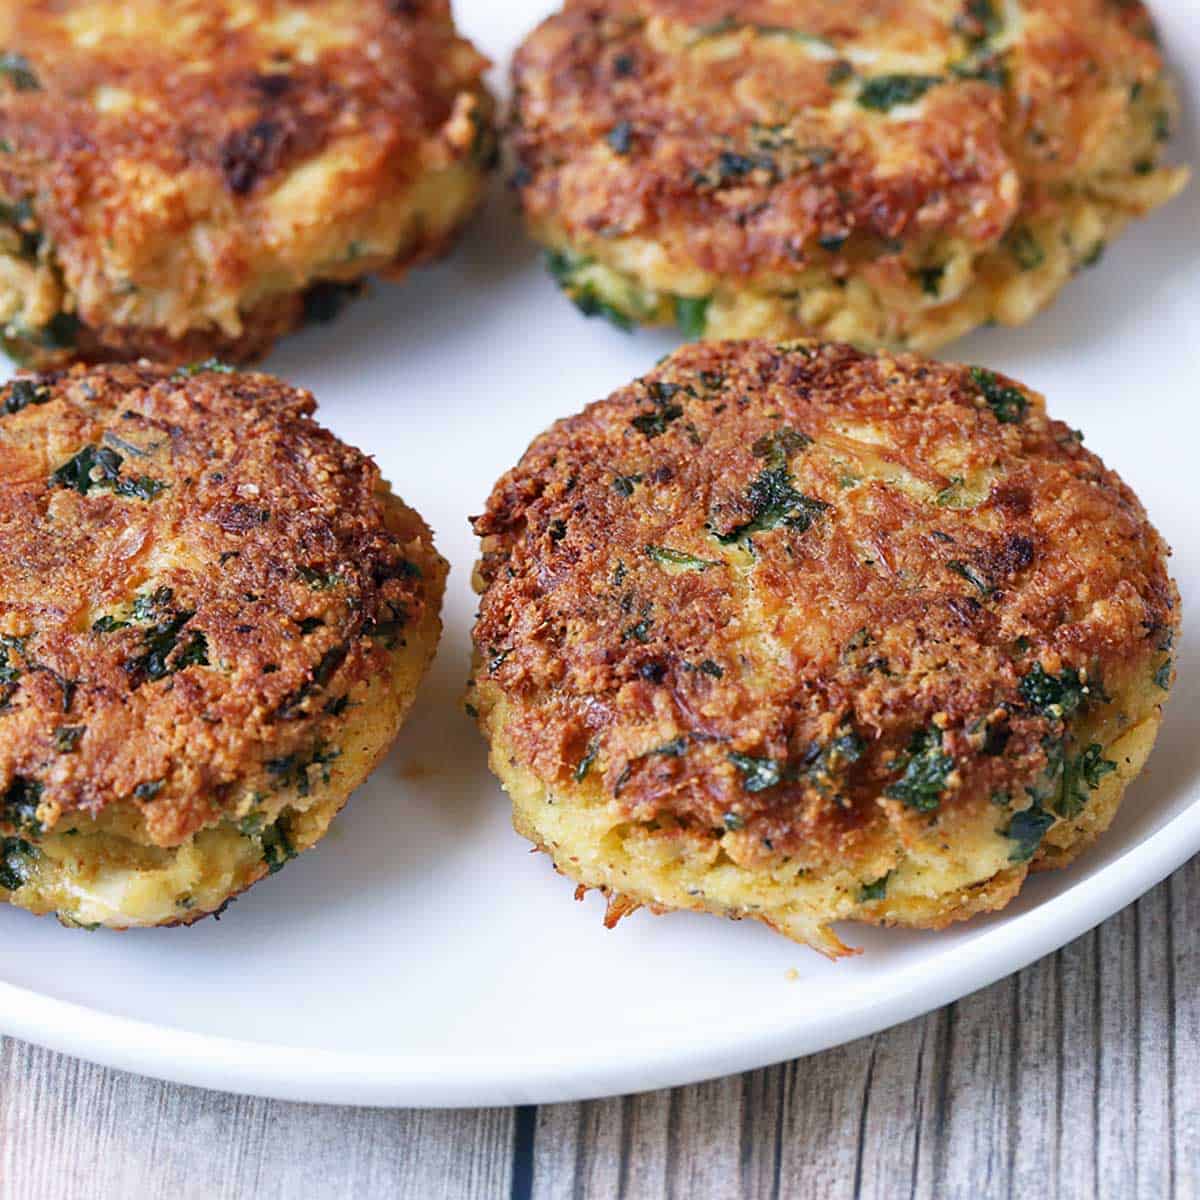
xmin=471 ymin=340 xmax=1178 ymax=871
xmin=0 ymin=362 xmax=444 ymax=846
xmin=510 ymin=0 xmax=1180 ymax=310
xmin=0 ymin=0 xmax=493 ymax=362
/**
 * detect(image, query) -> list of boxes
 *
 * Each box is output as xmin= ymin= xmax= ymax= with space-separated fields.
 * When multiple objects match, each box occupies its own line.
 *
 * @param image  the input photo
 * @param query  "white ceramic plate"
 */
xmin=1 ymin=1 xmax=1197 ymax=1109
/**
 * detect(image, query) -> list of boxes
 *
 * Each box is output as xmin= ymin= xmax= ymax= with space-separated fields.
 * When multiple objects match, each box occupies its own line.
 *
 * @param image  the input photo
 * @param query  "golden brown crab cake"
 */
xmin=470 ymin=340 xmax=1178 ymax=955
xmin=0 ymin=0 xmax=495 ymax=367
xmin=0 ymin=362 xmax=446 ymax=929
xmin=511 ymin=0 xmax=1188 ymax=351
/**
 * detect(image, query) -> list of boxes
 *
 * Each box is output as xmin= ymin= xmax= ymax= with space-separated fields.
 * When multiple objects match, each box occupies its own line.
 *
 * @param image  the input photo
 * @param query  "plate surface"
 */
xmin=1 ymin=1 xmax=1198 ymax=1108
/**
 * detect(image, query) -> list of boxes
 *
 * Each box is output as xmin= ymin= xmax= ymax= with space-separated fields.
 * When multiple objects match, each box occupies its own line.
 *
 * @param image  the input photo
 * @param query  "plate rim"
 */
xmin=1 ymin=792 xmax=1196 ymax=1107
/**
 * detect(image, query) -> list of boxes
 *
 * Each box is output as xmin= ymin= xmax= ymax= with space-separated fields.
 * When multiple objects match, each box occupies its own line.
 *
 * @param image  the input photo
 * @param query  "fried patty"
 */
xmin=0 ymin=0 xmax=495 ymax=367
xmin=0 ymin=362 xmax=447 ymax=929
xmin=511 ymin=0 xmax=1188 ymax=351
xmin=470 ymin=340 xmax=1178 ymax=954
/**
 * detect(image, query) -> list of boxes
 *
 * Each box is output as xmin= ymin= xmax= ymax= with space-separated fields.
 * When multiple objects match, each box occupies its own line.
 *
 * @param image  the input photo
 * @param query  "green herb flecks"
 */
xmin=947 ymin=559 xmax=994 ymax=599
xmin=260 ymin=818 xmax=297 ymax=875
xmin=715 ymin=462 xmax=828 ymax=544
xmin=545 ymin=249 xmax=636 ymax=332
xmin=0 ymin=52 xmax=40 ymax=91
xmin=1019 ymin=662 xmax=1094 ymax=722
xmin=297 ymin=566 xmax=342 ymax=591
xmin=574 ymin=744 xmax=598 ymax=783
xmin=914 ymin=264 xmax=946 ymax=297
xmin=53 ymin=725 xmax=85 ymax=754
xmin=689 ymin=19 xmax=833 ymax=50
xmin=2 ymin=776 xmax=42 ymax=834
xmin=886 ymin=725 xmax=955 ymax=812
xmin=1154 ymin=659 xmax=1173 ymax=690
xmin=970 ymin=367 xmax=1028 ymax=425
xmin=804 ymin=725 xmax=866 ymax=796
xmin=645 ymin=545 xmax=720 ymax=572
xmin=674 ymin=295 xmax=710 ymax=339
xmin=4 ymin=378 xmax=51 ymax=415
xmin=1005 ymin=804 xmax=1055 ymax=862
xmin=0 ymin=635 xmax=21 ymax=706
xmin=1005 ymin=227 xmax=1045 ymax=271
xmin=607 ymin=121 xmax=633 ymax=155
xmin=859 ymin=872 xmax=892 ymax=902
xmin=172 ymin=358 xmax=236 ymax=379
xmin=0 ymin=838 xmax=36 ymax=892
xmin=49 ymin=444 xmax=166 ymax=502
xmin=858 ymin=74 xmax=943 ymax=112
xmin=729 ymin=752 xmax=785 ymax=793
xmin=1054 ymin=742 xmax=1117 ymax=819
xmin=630 ymin=381 xmax=686 ymax=439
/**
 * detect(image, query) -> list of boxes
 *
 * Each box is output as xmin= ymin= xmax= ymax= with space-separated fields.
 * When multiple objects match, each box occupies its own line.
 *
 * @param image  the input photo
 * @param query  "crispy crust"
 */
xmin=0 ymin=0 xmax=494 ymax=364
xmin=511 ymin=0 xmax=1188 ymax=349
xmin=0 ymin=362 xmax=445 ymax=850
xmin=470 ymin=339 xmax=1178 ymax=949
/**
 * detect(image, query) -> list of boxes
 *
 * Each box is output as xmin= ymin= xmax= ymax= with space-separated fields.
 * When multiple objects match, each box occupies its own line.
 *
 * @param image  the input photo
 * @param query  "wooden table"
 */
xmin=1 ymin=854 xmax=1195 ymax=1199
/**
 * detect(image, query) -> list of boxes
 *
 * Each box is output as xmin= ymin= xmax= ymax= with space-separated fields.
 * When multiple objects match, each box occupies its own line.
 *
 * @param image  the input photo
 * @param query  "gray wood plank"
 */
xmin=0 ymin=1040 xmax=515 ymax=1200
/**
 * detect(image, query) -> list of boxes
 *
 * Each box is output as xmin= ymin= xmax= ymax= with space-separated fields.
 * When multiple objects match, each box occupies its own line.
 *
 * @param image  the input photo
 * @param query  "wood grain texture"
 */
xmin=0 ymin=856 xmax=1195 ymax=1200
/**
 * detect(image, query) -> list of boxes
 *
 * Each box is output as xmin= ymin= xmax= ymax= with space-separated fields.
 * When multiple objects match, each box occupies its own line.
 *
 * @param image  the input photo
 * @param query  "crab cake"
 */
xmin=470 ymin=340 xmax=1178 ymax=954
xmin=0 ymin=363 xmax=446 ymax=929
xmin=0 ymin=1 xmax=495 ymax=368
xmin=511 ymin=0 xmax=1188 ymax=351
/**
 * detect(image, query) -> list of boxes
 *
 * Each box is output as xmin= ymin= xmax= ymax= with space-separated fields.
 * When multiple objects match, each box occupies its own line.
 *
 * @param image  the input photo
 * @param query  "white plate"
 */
xmin=1 ymin=1 xmax=1198 ymax=1108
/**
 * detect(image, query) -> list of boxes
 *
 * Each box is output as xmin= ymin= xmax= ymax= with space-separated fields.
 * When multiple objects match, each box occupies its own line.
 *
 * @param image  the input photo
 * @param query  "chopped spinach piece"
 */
xmin=729 ymin=752 xmax=785 ymax=793
xmin=1005 ymin=804 xmax=1055 ymax=862
xmin=132 ymin=586 xmax=174 ymax=622
xmin=1054 ymin=742 xmax=1117 ymax=819
xmin=645 ymin=545 xmax=720 ymax=571
xmin=4 ymin=378 xmax=50 ymax=414
xmin=260 ymin=819 xmax=297 ymax=874
xmin=631 ymin=399 xmax=684 ymax=439
xmin=53 ymin=725 xmax=85 ymax=754
xmin=113 ymin=475 xmax=167 ymax=501
xmin=297 ymin=566 xmax=341 ymax=591
xmin=574 ymin=744 xmax=598 ymax=783
xmin=722 ymin=811 xmax=745 ymax=832
xmin=0 ymin=51 xmax=40 ymax=91
xmin=50 ymin=445 xmax=122 ymax=494
xmin=173 ymin=358 xmax=236 ymax=379
xmin=970 ymin=367 xmax=1028 ymax=424
xmin=859 ymin=872 xmax=892 ymax=902
xmin=0 ymin=838 xmax=35 ymax=892
xmin=698 ymin=659 xmax=724 ymax=678
xmin=915 ymin=264 xmax=946 ymax=296
xmin=715 ymin=465 xmax=829 ymax=544
xmin=134 ymin=780 xmax=164 ymax=801
xmin=545 ymin=250 xmax=635 ymax=332
xmin=49 ymin=444 xmax=165 ymax=501
xmin=947 ymin=559 xmax=994 ymax=598
xmin=2 ymin=776 xmax=42 ymax=833
xmin=1019 ymin=662 xmax=1091 ymax=721
xmin=612 ymin=474 xmax=642 ymax=497
xmin=752 ymin=427 xmax=812 ymax=466
xmin=124 ymin=604 xmax=206 ymax=687
xmin=1006 ymin=227 xmax=1045 ymax=270
xmin=885 ymin=725 xmax=955 ymax=812
xmin=175 ymin=631 xmax=209 ymax=669
xmin=622 ymin=618 xmax=653 ymax=644
xmin=1154 ymin=659 xmax=1172 ymax=690
xmin=607 ymin=121 xmax=633 ymax=154
xmin=674 ymin=295 xmax=710 ymax=339
xmin=858 ymin=74 xmax=943 ymax=112
xmin=1078 ymin=743 xmax=1118 ymax=790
